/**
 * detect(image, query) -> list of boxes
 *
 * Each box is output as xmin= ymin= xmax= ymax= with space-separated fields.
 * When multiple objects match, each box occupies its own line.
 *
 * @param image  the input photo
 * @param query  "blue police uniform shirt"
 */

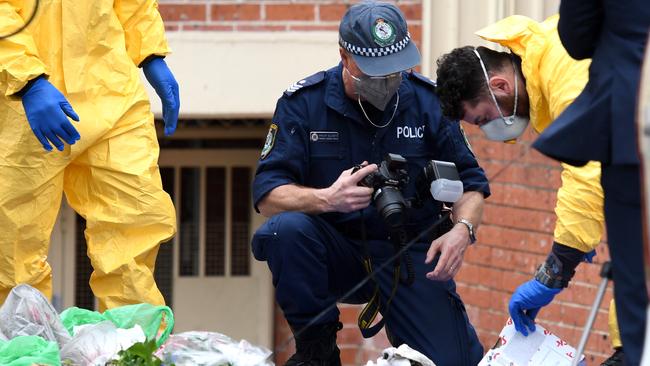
xmin=253 ymin=63 xmax=490 ymax=240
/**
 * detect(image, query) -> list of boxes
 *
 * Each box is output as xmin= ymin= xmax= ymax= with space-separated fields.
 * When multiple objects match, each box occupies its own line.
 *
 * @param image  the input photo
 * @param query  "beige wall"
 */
xmin=149 ymin=1 xmax=559 ymax=119
xmin=422 ymin=0 xmax=559 ymax=77
xmin=421 ymin=0 xmax=560 ymax=77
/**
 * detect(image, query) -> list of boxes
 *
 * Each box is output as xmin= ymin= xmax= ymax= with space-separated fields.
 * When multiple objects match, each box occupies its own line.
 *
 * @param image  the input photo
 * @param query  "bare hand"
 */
xmin=424 ymin=224 xmax=471 ymax=281
xmin=322 ymin=162 xmax=377 ymax=213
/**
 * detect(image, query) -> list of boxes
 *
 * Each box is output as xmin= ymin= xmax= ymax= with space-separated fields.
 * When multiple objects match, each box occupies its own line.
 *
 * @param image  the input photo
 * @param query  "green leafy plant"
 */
xmin=105 ymin=339 xmax=170 ymax=366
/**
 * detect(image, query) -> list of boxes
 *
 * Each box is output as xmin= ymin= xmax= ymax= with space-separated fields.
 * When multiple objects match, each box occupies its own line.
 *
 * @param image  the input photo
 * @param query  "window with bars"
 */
xmin=163 ymin=165 xmax=253 ymax=278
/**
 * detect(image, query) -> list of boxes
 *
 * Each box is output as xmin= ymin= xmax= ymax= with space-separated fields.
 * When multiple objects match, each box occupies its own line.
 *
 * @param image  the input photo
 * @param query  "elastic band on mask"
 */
xmin=472 ymin=48 xmax=518 ymax=125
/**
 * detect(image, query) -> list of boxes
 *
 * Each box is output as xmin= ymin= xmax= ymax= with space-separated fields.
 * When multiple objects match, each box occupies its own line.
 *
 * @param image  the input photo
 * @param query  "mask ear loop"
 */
xmin=473 ymin=48 xmax=517 ymax=126
xmin=510 ymin=54 xmax=519 ymax=121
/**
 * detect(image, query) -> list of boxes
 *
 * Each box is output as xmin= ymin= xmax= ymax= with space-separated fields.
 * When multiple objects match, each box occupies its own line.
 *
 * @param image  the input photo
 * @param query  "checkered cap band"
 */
xmin=339 ymin=33 xmax=411 ymax=57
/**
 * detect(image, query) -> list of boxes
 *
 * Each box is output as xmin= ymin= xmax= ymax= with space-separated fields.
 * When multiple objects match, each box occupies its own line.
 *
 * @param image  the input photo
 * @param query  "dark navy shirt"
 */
xmin=253 ymin=64 xmax=490 ymax=239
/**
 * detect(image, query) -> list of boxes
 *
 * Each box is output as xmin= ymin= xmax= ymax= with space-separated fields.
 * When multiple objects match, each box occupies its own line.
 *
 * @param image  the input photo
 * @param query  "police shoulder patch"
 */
xmin=261 ymin=123 xmax=278 ymax=160
xmin=409 ymin=72 xmax=437 ymax=89
xmin=459 ymin=124 xmax=476 ymax=158
xmin=283 ymin=71 xmax=326 ymax=97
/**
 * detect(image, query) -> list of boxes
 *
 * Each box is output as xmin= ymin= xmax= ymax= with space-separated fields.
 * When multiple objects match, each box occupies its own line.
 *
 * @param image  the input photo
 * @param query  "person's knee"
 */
xmin=252 ymin=212 xmax=321 ymax=261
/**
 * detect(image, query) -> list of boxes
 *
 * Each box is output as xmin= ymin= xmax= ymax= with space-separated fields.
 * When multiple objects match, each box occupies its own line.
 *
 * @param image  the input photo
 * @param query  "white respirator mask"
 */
xmin=473 ymin=48 xmax=529 ymax=141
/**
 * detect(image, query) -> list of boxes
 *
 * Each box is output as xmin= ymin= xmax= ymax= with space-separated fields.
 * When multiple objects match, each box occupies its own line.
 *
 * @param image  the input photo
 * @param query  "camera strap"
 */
xmin=357 ymin=212 xmax=408 ymax=338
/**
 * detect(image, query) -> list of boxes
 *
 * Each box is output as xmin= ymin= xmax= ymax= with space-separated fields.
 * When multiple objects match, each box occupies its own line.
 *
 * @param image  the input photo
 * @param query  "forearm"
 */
xmin=257 ymin=184 xmax=331 ymax=217
xmin=451 ymin=191 xmax=484 ymax=228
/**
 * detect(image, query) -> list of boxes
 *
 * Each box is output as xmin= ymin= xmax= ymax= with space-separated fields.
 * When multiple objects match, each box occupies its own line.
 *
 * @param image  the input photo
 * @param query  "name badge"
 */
xmin=310 ymin=131 xmax=339 ymax=142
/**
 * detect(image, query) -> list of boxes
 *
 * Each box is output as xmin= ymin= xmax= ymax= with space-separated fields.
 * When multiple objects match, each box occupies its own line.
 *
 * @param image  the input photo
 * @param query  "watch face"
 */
xmin=551 ymin=262 xmax=562 ymax=276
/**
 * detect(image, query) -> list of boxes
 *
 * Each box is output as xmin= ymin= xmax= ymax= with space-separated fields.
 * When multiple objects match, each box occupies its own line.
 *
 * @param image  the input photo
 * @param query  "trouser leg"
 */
xmin=251 ymin=212 xmax=367 ymax=327
xmin=64 ymin=102 xmax=176 ymax=311
xmin=601 ymin=164 xmax=648 ymax=365
xmin=368 ymin=241 xmax=483 ymax=366
xmin=0 ymin=100 xmax=69 ymax=303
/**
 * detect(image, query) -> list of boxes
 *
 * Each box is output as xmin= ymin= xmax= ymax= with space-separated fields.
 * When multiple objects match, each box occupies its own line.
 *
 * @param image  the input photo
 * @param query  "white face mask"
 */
xmin=345 ymin=67 xmax=402 ymax=111
xmin=472 ymin=49 xmax=530 ymax=141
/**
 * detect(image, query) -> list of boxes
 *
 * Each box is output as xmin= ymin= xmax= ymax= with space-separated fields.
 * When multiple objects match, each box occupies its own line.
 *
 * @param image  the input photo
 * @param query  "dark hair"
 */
xmin=435 ymin=46 xmax=513 ymax=120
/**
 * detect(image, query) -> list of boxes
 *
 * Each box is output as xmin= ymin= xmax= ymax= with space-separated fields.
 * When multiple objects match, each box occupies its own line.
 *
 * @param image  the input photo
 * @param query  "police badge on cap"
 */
xmin=338 ymin=1 xmax=421 ymax=76
xmin=372 ymin=19 xmax=396 ymax=47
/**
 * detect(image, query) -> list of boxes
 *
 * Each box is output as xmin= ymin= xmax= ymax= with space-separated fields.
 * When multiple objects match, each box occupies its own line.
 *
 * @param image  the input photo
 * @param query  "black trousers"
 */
xmin=601 ymin=164 xmax=648 ymax=365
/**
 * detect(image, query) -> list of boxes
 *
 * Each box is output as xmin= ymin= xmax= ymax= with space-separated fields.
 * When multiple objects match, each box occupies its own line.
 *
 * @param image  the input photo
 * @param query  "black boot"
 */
xmin=601 ymin=347 xmax=624 ymax=366
xmin=285 ymin=322 xmax=343 ymax=366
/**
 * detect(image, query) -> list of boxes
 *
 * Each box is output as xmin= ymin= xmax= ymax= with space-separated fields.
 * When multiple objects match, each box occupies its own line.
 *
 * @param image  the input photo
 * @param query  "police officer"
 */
xmin=251 ymin=2 xmax=490 ymax=365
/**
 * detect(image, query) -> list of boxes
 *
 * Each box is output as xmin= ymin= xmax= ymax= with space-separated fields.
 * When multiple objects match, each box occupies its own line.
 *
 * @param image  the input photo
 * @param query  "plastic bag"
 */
xmin=364 ymin=344 xmax=436 ymax=366
xmin=154 ymin=331 xmax=273 ymax=366
xmin=60 ymin=303 xmax=174 ymax=347
xmin=0 ymin=284 xmax=71 ymax=347
xmin=0 ymin=336 xmax=60 ymax=366
xmin=60 ymin=321 xmax=146 ymax=365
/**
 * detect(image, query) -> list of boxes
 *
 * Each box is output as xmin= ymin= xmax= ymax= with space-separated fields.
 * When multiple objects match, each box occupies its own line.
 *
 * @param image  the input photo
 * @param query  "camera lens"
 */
xmin=374 ymin=187 xmax=406 ymax=228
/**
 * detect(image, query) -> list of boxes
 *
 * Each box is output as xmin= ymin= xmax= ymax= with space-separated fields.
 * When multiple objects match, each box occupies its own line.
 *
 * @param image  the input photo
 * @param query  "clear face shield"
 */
xmin=472 ymin=48 xmax=529 ymax=142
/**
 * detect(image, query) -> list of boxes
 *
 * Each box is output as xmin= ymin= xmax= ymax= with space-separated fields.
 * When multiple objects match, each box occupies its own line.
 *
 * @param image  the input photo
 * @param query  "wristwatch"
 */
xmin=534 ymin=253 xmax=571 ymax=289
xmin=457 ymin=218 xmax=476 ymax=244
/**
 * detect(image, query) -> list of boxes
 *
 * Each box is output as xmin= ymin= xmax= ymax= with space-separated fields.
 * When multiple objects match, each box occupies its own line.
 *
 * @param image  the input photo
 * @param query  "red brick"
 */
xmin=164 ymin=24 xmax=179 ymax=32
xmin=407 ymin=24 xmax=421 ymax=45
xmin=319 ymin=4 xmax=348 ymax=21
xmin=483 ymin=204 xmax=556 ymax=233
xmin=289 ymin=24 xmax=339 ymax=32
xmin=338 ymin=306 xmax=360 ymax=326
xmin=398 ymin=4 xmax=423 ymax=21
xmin=211 ymin=4 xmax=260 ymax=21
xmin=339 ymin=347 xmax=359 ymax=365
xmin=182 ymin=24 xmax=233 ymax=31
xmin=266 ymin=4 xmax=315 ymax=21
xmin=338 ymin=326 xmax=363 ymax=345
xmin=236 ymin=24 xmax=287 ymax=32
xmin=488 ymin=182 xmax=557 ymax=211
xmin=158 ymin=4 xmax=206 ymax=22
xmin=288 ymin=25 xmax=340 ymax=32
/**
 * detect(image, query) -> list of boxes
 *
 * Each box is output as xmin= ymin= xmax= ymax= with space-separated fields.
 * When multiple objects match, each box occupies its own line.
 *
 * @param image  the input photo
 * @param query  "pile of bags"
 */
xmin=0 ymin=285 xmax=273 ymax=365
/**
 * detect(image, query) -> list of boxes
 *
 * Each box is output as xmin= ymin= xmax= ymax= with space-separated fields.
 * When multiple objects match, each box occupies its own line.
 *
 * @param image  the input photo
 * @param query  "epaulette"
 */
xmin=409 ymin=72 xmax=437 ymax=89
xmin=283 ymin=71 xmax=326 ymax=97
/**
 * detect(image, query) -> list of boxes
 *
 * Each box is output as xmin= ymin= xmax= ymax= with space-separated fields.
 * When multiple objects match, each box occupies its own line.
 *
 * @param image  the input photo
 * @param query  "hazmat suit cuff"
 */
xmin=139 ymin=54 xmax=165 ymax=68
xmin=14 ymin=74 xmax=46 ymax=97
xmin=5 ymin=67 xmax=48 ymax=97
xmin=549 ymin=241 xmax=585 ymax=282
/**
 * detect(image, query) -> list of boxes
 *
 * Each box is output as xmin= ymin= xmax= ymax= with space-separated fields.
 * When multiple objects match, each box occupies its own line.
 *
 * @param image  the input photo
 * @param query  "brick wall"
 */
xmin=158 ymin=0 xmax=422 ymax=49
xmin=460 ymin=124 xmax=613 ymax=365
xmin=157 ymin=1 xmax=613 ymax=365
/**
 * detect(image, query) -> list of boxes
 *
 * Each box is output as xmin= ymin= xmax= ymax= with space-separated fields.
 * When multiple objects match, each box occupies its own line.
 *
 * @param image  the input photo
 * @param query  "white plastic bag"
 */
xmin=0 ymin=284 xmax=71 ymax=347
xmin=478 ymin=319 xmax=585 ymax=366
xmin=155 ymin=331 xmax=274 ymax=366
xmin=60 ymin=321 xmax=146 ymax=365
xmin=365 ymin=344 xmax=436 ymax=366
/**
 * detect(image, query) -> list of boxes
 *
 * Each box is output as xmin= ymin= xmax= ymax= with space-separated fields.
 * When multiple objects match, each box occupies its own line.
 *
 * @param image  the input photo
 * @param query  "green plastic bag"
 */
xmin=0 ymin=336 xmax=60 ymax=366
xmin=60 ymin=304 xmax=174 ymax=347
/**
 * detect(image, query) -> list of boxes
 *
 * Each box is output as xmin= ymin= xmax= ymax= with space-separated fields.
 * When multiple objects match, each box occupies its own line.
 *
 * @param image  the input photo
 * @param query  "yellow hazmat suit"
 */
xmin=0 ymin=0 xmax=176 ymax=311
xmin=476 ymin=15 xmax=619 ymax=348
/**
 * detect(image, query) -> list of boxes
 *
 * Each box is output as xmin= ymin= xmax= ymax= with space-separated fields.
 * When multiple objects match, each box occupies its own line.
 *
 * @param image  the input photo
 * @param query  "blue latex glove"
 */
xmin=583 ymin=250 xmax=597 ymax=263
xmin=142 ymin=57 xmax=179 ymax=136
xmin=508 ymin=279 xmax=562 ymax=336
xmin=20 ymin=76 xmax=80 ymax=151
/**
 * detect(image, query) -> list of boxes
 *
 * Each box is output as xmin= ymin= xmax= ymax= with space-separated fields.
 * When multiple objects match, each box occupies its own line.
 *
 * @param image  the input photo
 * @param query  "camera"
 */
xmin=416 ymin=160 xmax=464 ymax=205
xmin=353 ymin=154 xmax=463 ymax=229
xmin=353 ymin=153 xmax=409 ymax=228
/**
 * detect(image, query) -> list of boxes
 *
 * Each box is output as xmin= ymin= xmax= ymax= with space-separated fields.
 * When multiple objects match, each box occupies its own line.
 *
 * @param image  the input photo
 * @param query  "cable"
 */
xmin=266 ymin=138 xmax=532 ymax=361
xmin=0 ymin=0 xmax=39 ymax=40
